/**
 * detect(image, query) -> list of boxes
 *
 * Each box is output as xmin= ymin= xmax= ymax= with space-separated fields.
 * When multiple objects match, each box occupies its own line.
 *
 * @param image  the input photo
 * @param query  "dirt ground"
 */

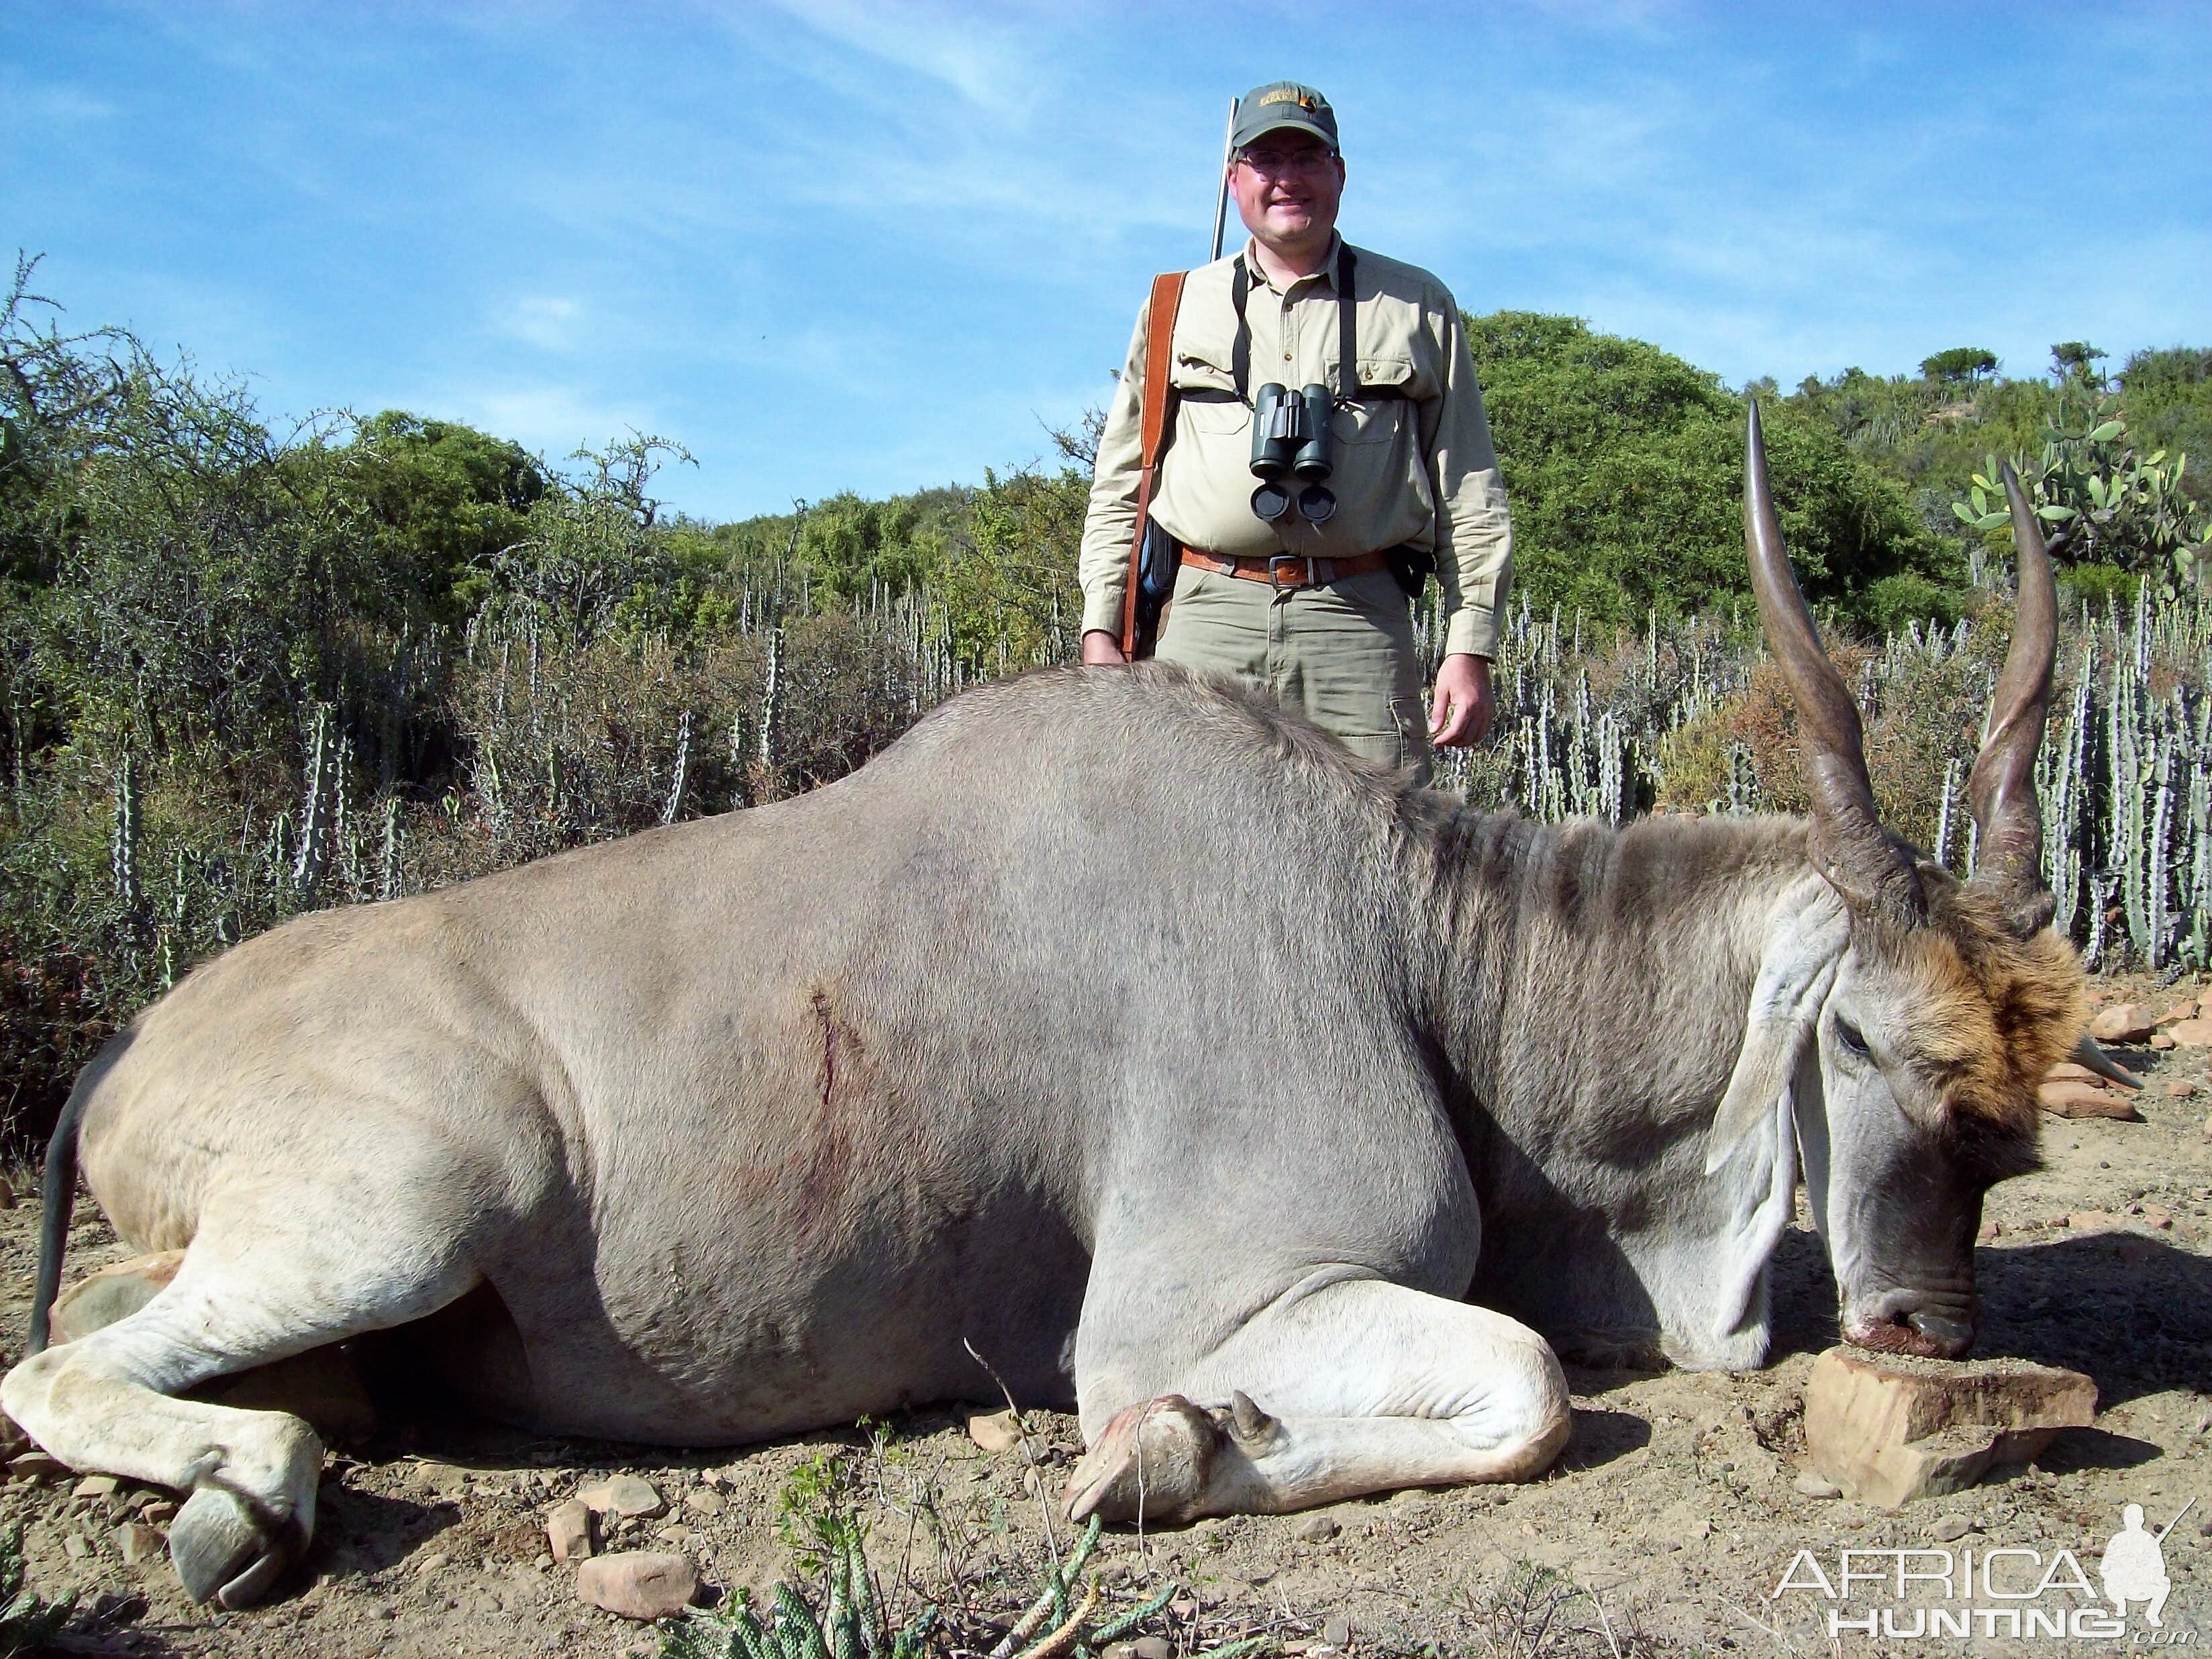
xmin=1 ymin=971 xmax=2208 ymax=1659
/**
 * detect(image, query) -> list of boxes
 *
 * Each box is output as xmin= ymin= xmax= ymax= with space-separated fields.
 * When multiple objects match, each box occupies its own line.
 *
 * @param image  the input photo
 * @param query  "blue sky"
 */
xmin=8 ymin=2 xmax=2211 ymax=521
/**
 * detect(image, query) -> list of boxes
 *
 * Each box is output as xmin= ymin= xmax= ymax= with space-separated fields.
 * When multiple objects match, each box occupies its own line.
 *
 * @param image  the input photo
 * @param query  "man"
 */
xmin=1077 ymin=81 xmax=1512 ymax=776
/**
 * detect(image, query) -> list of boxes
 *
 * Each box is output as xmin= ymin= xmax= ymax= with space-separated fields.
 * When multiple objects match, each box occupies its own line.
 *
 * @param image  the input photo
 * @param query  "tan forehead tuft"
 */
xmin=1883 ymin=885 xmax=2087 ymax=1135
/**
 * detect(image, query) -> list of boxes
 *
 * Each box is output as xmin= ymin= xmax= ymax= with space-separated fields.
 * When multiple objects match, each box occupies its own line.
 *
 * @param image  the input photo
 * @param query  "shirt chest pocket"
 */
xmin=1332 ymin=355 xmax=1420 ymax=445
xmin=1170 ymin=348 xmax=1249 ymax=434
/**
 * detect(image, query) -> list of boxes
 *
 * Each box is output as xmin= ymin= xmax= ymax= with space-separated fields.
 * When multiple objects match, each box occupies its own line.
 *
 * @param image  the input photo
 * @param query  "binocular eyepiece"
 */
xmin=1250 ymin=383 xmax=1336 ymax=524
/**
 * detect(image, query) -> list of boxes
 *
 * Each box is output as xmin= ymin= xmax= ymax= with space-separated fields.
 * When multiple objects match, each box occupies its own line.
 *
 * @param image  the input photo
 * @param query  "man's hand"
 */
xmin=1429 ymin=653 xmax=1494 ymax=747
xmin=1080 ymin=630 xmax=1127 ymax=666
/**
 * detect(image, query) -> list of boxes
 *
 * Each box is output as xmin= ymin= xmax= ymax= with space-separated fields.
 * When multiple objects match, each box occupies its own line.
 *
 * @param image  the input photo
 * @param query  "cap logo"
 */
xmin=1259 ymin=89 xmax=1312 ymax=108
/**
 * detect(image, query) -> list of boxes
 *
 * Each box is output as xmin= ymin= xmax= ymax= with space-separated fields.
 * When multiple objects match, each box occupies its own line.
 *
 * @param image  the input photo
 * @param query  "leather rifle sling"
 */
xmin=1119 ymin=270 xmax=1187 ymax=660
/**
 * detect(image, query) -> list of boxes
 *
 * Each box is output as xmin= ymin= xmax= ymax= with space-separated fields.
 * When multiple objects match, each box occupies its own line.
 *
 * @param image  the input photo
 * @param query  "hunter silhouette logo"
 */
xmin=1770 ymin=1497 xmax=2199 ymax=1642
xmin=2102 ymin=1501 xmax=2193 ymax=1628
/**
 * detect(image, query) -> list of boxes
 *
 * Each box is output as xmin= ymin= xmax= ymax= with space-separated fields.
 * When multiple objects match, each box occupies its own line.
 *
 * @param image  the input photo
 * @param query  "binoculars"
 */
xmin=1249 ymin=383 xmax=1336 ymax=524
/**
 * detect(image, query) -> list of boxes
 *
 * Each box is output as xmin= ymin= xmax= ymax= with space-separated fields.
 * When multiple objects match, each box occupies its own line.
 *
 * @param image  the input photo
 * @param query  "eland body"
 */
xmin=3 ymin=415 xmax=2089 ymax=1607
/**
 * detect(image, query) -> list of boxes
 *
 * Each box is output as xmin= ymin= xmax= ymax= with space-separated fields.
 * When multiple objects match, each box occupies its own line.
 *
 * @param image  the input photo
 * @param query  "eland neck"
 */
xmin=1423 ymin=806 xmax=1827 ymax=1370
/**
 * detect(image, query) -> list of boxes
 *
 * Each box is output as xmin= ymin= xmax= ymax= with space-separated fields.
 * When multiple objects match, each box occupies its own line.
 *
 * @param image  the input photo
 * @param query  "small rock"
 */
xmin=967 ymin=1410 xmax=1023 ymax=1454
xmin=683 ymin=1487 xmax=725 ymax=1517
xmin=413 ymin=1461 xmax=472 ymax=1499
xmin=62 ymin=1534 xmax=88 ymax=1560
xmin=115 ymin=1521 xmax=164 ymax=1564
xmin=1103 ymin=1645 xmax=1139 ymax=1659
xmin=1929 ymin=1514 xmax=1972 ymax=1542
xmin=546 ymin=1498 xmax=594 ymax=1563
xmin=2038 ymin=1080 xmax=2142 ymax=1121
xmin=6 ymin=1452 xmax=65 ymax=1482
xmin=2089 ymin=1003 xmax=2156 ymax=1043
xmin=2141 ymin=1203 xmax=2173 ymax=1230
xmin=2152 ymin=1033 xmax=2176 ymax=1051
xmin=2168 ymin=1080 xmax=2199 ymax=1099
xmin=1132 ymin=1641 xmax=1173 ymax=1659
xmin=1169 ymin=1599 xmax=1198 ymax=1621
xmin=577 ymin=1474 xmax=665 ymax=1519
xmin=2068 ymin=1209 xmax=2116 ymax=1231
xmin=575 ymin=1551 xmax=698 ymax=1621
xmin=2168 ymin=1017 xmax=2212 ymax=1048
xmin=1976 ymin=1219 xmax=2001 ymax=1242
xmin=2156 ymin=997 xmax=2200 ymax=1026
xmin=1793 ymin=1472 xmax=1843 ymax=1499
xmin=415 ymin=1552 xmax=450 ymax=1576
xmin=141 ymin=1500 xmax=177 ymax=1527
xmin=72 ymin=1474 xmax=119 ymax=1500
xmin=1322 ymin=1618 xmax=1354 ymax=1649
xmin=1295 ymin=1513 xmax=1340 ymax=1542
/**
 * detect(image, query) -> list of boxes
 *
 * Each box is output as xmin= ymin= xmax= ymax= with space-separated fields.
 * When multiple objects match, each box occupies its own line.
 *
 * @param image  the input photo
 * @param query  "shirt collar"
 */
xmin=1240 ymin=231 xmax=1345 ymax=295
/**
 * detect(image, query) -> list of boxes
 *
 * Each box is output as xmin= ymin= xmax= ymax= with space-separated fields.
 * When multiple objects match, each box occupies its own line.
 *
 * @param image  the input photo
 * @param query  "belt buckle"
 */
xmin=1267 ymin=555 xmax=1309 ymax=592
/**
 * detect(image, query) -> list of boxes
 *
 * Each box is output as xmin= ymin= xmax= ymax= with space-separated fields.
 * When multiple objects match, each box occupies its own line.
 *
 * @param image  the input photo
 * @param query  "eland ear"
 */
xmin=1707 ymin=881 xmax=1850 ymax=1173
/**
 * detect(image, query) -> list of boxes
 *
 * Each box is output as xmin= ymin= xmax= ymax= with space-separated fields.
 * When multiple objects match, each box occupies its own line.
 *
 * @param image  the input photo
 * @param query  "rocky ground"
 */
xmin=1 ymin=973 xmax=2208 ymax=1659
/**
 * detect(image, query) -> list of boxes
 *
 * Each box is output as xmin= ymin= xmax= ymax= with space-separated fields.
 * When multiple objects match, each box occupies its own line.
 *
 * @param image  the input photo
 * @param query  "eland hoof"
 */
xmin=1062 ymin=1394 xmax=1221 ymax=1525
xmin=170 ymin=1485 xmax=297 ymax=1608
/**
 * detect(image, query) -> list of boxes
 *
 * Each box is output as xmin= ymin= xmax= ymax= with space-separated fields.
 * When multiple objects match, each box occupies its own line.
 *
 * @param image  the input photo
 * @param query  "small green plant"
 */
xmin=658 ymin=1529 xmax=937 ymax=1659
xmin=0 ymin=1521 xmax=73 ymax=1656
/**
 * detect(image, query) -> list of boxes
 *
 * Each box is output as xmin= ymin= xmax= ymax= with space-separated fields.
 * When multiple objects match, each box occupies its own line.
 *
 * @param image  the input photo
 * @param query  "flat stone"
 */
xmin=575 ymin=1551 xmax=697 ymax=1621
xmin=1132 ymin=1641 xmax=1173 ymax=1659
xmin=683 ymin=1487 xmax=725 ymax=1517
xmin=415 ymin=1552 xmax=450 ymax=1576
xmin=2089 ymin=1003 xmax=2156 ymax=1043
xmin=50 ymin=1251 xmax=185 ymax=1345
xmin=115 ymin=1521 xmax=164 ymax=1564
xmin=207 ymin=1346 xmax=379 ymax=1446
xmin=577 ymin=1474 xmax=664 ymax=1518
xmin=1321 ymin=1619 xmax=1353 ymax=1650
xmin=2068 ymin=1209 xmax=2117 ymax=1231
xmin=546 ymin=1499 xmax=593 ymax=1563
xmin=7 ymin=1452 xmax=66 ymax=1482
xmin=2168 ymin=1017 xmax=2212 ymax=1047
xmin=62 ymin=1534 xmax=88 ymax=1560
xmin=1295 ymin=1513 xmax=1341 ymax=1542
xmin=967 ymin=1410 xmax=1023 ymax=1453
xmin=1793 ymin=1472 xmax=1842 ymax=1499
xmin=2167 ymin=1080 xmax=2199 ymax=1098
xmin=2038 ymin=1080 xmax=2142 ymax=1121
xmin=2156 ymin=998 xmax=2200 ymax=1026
xmin=2152 ymin=1034 xmax=2176 ymax=1050
xmin=72 ymin=1474 xmax=120 ymax=1500
xmin=1803 ymin=1346 xmax=2096 ymax=1508
xmin=1929 ymin=1514 xmax=1972 ymax=1542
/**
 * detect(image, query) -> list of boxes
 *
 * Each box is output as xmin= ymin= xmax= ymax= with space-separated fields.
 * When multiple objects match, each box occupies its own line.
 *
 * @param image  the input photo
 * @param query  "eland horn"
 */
xmin=1744 ymin=401 xmax=1925 ymax=925
xmin=1964 ymin=464 xmax=2060 ymax=937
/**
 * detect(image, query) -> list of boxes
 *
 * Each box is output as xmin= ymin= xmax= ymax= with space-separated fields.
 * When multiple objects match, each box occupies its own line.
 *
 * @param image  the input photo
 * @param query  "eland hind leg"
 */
xmin=1 ymin=1179 xmax=482 ymax=1607
xmin=1064 ymin=1276 xmax=1570 ymax=1523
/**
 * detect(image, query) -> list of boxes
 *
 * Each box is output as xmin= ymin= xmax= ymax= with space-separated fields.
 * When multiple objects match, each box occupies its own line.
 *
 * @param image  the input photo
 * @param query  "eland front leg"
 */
xmin=1062 ymin=1275 xmax=1570 ymax=1523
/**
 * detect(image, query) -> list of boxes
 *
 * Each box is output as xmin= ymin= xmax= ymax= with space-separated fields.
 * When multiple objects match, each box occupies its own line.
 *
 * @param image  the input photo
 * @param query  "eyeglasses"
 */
xmin=1235 ymin=146 xmax=1336 ymax=178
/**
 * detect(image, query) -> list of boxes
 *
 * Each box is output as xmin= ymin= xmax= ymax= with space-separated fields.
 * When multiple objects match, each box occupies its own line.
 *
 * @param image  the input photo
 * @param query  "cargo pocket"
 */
xmin=1391 ymin=695 xmax=1431 ymax=774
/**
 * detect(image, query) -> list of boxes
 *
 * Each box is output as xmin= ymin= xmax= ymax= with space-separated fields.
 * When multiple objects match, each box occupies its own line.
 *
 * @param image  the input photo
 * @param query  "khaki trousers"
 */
xmin=1155 ymin=561 xmax=1432 ymax=781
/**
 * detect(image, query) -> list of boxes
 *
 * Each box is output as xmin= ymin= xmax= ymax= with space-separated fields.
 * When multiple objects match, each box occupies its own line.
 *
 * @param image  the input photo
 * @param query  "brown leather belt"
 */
xmin=1179 ymin=548 xmax=1390 ymax=592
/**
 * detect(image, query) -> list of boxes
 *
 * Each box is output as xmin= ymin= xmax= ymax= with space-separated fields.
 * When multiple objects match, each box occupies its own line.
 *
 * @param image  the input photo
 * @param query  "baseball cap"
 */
xmin=1230 ymin=82 xmax=1339 ymax=154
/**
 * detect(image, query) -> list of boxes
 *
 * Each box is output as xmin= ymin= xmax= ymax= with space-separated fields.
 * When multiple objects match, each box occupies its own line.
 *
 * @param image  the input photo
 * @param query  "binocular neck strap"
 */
xmin=1228 ymin=244 xmax=1370 ymax=404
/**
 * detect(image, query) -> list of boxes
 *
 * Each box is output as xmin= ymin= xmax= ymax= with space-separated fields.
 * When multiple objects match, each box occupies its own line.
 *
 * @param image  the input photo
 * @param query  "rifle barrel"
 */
xmin=1209 ymin=96 xmax=1240 ymax=261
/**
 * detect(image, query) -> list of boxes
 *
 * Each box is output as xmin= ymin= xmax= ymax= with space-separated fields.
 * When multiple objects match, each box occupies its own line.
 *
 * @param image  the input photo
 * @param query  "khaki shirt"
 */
xmin=1078 ymin=235 xmax=1512 ymax=659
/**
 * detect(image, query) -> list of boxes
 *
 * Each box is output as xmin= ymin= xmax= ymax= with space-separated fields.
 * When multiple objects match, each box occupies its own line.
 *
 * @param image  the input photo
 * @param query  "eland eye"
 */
xmin=1833 ymin=1016 xmax=1872 ymax=1060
